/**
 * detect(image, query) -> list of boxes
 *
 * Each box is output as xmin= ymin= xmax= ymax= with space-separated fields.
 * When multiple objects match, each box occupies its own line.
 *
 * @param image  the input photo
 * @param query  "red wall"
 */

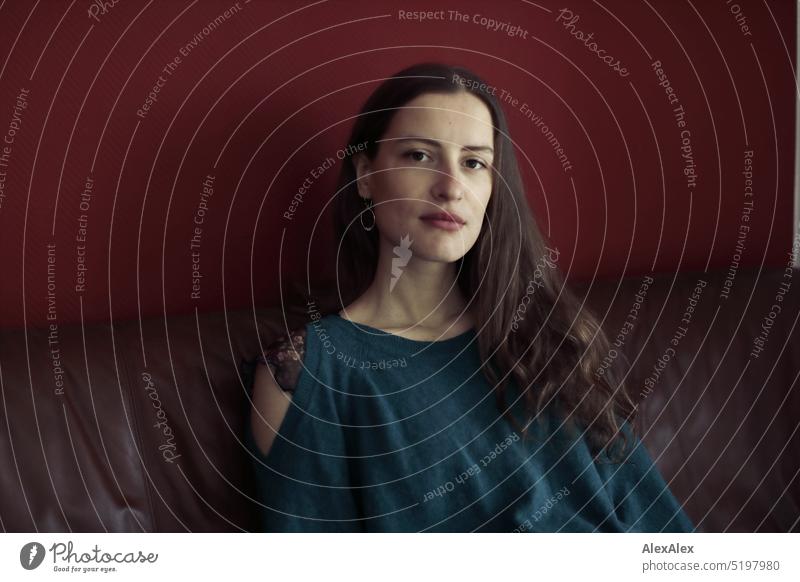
xmin=0 ymin=0 xmax=795 ymax=329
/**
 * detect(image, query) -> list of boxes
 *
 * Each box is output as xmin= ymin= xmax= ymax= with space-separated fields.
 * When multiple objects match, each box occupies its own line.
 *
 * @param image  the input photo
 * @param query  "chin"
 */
xmin=414 ymin=244 xmax=470 ymax=264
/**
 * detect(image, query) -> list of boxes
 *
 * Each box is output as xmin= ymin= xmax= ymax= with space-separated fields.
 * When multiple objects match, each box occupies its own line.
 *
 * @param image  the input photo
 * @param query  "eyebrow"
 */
xmin=382 ymin=136 xmax=494 ymax=156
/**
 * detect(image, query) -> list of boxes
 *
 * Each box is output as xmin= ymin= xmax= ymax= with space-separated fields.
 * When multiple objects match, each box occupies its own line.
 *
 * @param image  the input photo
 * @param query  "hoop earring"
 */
xmin=360 ymin=197 xmax=375 ymax=231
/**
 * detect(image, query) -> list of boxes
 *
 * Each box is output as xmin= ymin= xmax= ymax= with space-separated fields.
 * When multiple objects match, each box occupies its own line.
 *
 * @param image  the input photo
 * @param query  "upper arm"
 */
xmin=249 ymin=327 xmax=307 ymax=457
xmin=247 ymin=326 xmax=364 ymax=531
xmin=250 ymin=361 xmax=293 ymax=457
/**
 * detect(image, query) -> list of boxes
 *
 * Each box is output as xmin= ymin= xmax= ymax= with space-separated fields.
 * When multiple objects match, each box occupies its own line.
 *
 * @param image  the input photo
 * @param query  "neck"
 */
xmin=350 ymin=238 xmax=469 ymax=328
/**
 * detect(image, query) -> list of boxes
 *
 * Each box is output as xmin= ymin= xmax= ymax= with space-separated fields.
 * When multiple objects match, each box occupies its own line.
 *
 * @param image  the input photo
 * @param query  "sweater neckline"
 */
xmin=328 ymin=312 xmax=476 ymax=352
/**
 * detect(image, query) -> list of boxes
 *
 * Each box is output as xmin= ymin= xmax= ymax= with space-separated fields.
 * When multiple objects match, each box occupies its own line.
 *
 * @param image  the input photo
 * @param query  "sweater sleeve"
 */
xmin=598 ymin=422 xmax=695 ymax=533
xmin=241 ymin=351 xmax=364 ymax=532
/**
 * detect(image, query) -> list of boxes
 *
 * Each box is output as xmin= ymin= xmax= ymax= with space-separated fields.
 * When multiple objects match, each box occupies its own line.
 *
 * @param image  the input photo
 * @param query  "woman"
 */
xmin=243 ymin=62 xmax=694 ymax=533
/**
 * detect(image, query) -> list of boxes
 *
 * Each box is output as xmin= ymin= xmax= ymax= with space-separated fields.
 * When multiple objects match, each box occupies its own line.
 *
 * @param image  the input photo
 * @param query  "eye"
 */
xmin=404 ymin=150 xmax=430 ymax=162
xmin=465 ymin=158 xmax=488 ymax=170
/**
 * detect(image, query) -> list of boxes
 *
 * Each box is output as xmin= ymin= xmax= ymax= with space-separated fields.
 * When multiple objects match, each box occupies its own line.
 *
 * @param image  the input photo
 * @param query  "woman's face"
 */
xmin=355 ymin=91 xmax=495 ymax=264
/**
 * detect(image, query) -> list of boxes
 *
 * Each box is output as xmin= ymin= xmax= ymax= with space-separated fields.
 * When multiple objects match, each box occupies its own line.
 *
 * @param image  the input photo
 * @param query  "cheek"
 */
xmin=478 ymin=180 xmax=493 ymax=207
xmin=467 ymin=222 xmax=484 ymax=247
xmin=373 ymin=198 xmax=418 ymax=235
xmin=372 ymin=166 xmax=418 ymax=198
xmin=474 ymin=190 xmax=489 ymax=211
xmin=371 ymin=171 xmax=426 ymax=218
xmin=471 ymin=185 xmax=492 ymax=218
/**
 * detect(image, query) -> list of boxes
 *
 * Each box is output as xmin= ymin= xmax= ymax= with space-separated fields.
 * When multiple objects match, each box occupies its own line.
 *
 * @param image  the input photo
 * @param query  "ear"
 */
xmin=353 ymin=153 xmax=370 ymax=200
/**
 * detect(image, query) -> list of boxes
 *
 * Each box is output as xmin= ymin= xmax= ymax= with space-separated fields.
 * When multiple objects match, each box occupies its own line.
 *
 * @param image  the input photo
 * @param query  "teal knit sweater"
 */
xmin=243 ymin=313 xmax=694 ymax=532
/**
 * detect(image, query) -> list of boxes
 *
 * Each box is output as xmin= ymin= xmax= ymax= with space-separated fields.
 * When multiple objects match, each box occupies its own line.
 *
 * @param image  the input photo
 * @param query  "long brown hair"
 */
xmin=330 ymin=62 xmax=636 ymax=463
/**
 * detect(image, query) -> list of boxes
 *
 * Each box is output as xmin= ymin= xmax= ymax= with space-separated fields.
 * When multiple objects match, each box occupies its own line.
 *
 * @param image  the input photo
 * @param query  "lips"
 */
xmin=420 ymin=212 xmax=465 ymax=232
xmin=419 ymin=211 xmax=466 ymax=225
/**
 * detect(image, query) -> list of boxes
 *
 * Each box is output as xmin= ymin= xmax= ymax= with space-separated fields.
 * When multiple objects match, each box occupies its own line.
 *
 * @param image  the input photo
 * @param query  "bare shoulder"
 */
xmin=250 ymin=326 xmax=307 ymax=457
xmin=258 ymin=326 xmax=308 ymax=392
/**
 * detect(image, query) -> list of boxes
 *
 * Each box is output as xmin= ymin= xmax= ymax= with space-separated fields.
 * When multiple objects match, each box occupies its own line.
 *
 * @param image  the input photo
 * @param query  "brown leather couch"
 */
xmin=1 ymin=266 xmax=797 ymax=532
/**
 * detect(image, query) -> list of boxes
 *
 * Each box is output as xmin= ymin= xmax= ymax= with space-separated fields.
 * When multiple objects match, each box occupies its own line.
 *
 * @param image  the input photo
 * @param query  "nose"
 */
xmin=431 ymin=159 xmax=465 ymax=201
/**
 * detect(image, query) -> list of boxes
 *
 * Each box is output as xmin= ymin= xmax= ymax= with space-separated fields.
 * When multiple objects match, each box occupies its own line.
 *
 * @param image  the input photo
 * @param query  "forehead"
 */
xmin=382 ymin=91 xmax=494 ymax=148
